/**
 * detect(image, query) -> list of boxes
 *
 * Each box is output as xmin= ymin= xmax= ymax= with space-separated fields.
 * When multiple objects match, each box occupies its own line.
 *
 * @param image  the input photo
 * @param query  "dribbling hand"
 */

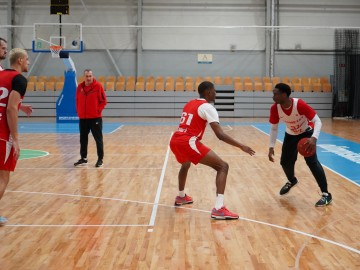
xmin=268 ymin=147 xmax=275 ymax=162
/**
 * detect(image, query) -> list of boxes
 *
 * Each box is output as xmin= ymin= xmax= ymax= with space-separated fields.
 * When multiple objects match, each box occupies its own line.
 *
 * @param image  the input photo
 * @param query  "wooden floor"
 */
xmin=0 ymin=117 xmax=359 ymax=270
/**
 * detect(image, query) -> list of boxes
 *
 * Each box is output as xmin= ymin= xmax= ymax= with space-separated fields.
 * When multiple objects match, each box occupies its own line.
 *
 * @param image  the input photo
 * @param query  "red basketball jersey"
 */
xmin=176 ymin=99 xmax=209 ymax=140
xmin=0 ymin=70 xmax=25 ymax=141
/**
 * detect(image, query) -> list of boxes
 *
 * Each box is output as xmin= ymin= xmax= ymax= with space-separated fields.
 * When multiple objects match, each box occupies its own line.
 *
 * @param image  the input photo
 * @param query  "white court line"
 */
xmin=40 ymin=153 xmax=166 ymax=156
xmin=108 ymin=125 xmax=124 ymax=134
xmin=7 ymin=190 xmax=156 ymax=205
xmin=237 ymin=216 xmax=360 ymax=255
xmin=251 ymin=125 xmax=360 ymax=187
xmin=294 ymin=215 xmax=349 ymax=269
xmin=251 ymin=125 xmax=283 ymax=144
xmin=6 ymin=224 xmax=152 ymax=228
xmin=16 ymin=167 xmax=162 ymax=170
xmin=148 ymin=132 xmax=172 ymax=230
xmin=4 ymin=189 xmax=360 ymax=255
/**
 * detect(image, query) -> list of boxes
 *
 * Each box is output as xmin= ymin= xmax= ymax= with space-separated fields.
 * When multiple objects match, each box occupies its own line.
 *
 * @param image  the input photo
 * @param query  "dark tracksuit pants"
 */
xmin=79 ymin=118 xmax=104 ymax=160
xmin=280 ymin=128 xmax=328 ymax=193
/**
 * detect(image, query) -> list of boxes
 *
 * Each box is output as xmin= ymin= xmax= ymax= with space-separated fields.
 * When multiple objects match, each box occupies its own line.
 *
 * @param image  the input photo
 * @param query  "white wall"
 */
xmin=2 ymin=0 xmax=359 ymax=51
xmin=0 ymin=0 xmax=359 ymax=79
xmin=278 ymin=0 xmax=360 ymax=50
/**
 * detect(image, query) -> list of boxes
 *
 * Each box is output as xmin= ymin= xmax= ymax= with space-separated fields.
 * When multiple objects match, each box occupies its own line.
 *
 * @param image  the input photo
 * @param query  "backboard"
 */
xmin=32 ymin=23 xmax=83 ymax=53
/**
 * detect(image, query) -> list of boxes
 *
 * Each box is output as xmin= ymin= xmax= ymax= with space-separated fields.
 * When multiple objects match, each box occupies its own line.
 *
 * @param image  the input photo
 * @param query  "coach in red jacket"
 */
xmin=74 ymin=69 xmax=107 ymax=168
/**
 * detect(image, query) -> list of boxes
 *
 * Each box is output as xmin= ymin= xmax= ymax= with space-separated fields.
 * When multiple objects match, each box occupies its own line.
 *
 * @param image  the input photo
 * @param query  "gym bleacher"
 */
xmin=26 ymin=75 xmax=331 ymax=92
xmin=24 ymin=75 xmax=332 ymax=118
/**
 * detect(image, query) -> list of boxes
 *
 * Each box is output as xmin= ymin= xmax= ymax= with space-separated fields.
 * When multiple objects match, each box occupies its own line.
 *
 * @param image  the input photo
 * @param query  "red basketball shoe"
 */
xmin=211 ymin=206 xmax=239 ymax=220
xmin=174 ymin=194 xmax=193 ymax=206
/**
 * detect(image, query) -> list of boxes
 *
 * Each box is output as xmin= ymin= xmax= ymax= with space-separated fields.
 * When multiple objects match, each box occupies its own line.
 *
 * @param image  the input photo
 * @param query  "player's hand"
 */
xmin=304 ymin=137 xmax=317 ymax=154
xmin=268 ymin=147 xmax=275 ymax=162
xmin=12 ymin=140 xmax=20 ymax=160
xmin=20 ymin=104 xmax=33 ymax=116
xmin=240 ymin=145 xmax=255 ymax=156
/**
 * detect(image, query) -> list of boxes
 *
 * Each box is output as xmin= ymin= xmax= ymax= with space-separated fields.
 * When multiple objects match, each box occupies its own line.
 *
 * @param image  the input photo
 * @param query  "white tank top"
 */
xmin=277 ymin=98 xmax=310 ymax=135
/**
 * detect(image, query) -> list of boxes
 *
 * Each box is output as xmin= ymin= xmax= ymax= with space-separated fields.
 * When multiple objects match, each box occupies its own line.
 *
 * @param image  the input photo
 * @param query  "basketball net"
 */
xmin=49 ymin=45 xmax=62 ymax=58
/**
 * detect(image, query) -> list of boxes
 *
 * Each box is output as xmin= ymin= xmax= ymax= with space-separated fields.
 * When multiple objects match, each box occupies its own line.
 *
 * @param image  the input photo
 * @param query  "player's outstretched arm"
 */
xmin=209 ymin=122 xmax=255 ymax=156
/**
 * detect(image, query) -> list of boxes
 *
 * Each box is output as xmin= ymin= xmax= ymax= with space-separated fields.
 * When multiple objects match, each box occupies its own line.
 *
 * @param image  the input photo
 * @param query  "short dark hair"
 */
xmin=83 ymin=69 xmax=92 ymax=74
xmin=0 ymin=37 xmax=7 ymax=44
xmin=198 ymin=81 xmax=214 ymax=95
xmin=275 ymin=83 xmax=291 ymax=97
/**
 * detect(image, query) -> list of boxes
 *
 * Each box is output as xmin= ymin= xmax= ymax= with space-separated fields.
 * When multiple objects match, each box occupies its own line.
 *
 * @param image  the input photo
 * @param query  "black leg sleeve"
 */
xmin=280 ymin=132 xmax=298 ymax=183
xmin=305 ymin=154 xmax=328 ymax=193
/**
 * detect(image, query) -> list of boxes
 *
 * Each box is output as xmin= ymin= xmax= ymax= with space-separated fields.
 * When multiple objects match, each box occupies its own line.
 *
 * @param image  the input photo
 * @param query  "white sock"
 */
xmin=215 ymin=194 xmax=224 ymax=210
xmin=179 ymin=190 xmax=185 ymax=197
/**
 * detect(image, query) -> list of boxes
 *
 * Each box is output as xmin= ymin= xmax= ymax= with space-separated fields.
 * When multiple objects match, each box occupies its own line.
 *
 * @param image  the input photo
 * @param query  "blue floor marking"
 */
xmin=252 ymin=123 xmax=360 ymax=185
xmin=18 ymin=121 xmax=360 ymax=185
xmin=18 ymin=122 xmax=124 ymax=134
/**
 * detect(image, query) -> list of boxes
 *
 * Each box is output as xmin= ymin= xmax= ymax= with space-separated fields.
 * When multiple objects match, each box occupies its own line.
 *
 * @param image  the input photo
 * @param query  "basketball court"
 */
xmin=1 ymin=2 xmax=360 ymax=269
xmin=0 ymin=117 xmax=359 ymax=269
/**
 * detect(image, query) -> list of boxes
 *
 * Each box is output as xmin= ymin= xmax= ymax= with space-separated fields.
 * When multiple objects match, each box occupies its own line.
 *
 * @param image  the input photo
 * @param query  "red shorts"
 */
xmin=169 ymin=132 xmax=210 ymax=165
xmin=0 ymin=139 xmax=17 ymax=171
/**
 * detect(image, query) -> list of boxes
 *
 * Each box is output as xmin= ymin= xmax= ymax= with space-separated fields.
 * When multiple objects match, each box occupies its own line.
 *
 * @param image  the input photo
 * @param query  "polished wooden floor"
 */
xmin=0 ymin=118 xmax=359 ymax=270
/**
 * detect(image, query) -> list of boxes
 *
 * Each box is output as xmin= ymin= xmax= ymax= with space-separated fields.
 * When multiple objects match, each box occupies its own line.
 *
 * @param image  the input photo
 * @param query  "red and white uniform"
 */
xmin=269 ymin=98 xmax=316 ymax=135
xmin=170 ymin=99 xmax=219 ymax=164
xmin=0 ymin=69 xmax=27 ymax=171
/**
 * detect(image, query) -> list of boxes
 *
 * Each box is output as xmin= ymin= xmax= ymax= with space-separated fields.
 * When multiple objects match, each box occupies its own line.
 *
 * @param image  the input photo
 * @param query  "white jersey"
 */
xmin=277 ymin=98 xmax=310 ymax=135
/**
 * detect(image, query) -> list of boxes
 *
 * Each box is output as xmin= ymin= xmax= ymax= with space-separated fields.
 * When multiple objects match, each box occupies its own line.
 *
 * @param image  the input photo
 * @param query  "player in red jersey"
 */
xmin=268 ymin=83 xmax=332 ymax=207
xmin=0 ymin=37 xmax=32 ymax=116
xmin=0 ymin=48 xmax=30 ymax=225
xmin=170 ymin=81 xmax=255 ymax=219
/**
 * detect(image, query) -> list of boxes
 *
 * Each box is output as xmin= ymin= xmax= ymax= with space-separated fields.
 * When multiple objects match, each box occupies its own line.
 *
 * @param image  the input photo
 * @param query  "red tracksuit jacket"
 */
xmin=76 ymin=79 xmax=107 ymax=119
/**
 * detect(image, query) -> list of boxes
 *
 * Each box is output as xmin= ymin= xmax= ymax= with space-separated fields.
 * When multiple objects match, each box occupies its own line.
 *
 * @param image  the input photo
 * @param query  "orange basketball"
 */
xmin=297 ymin=138 xmax=316 ymax=157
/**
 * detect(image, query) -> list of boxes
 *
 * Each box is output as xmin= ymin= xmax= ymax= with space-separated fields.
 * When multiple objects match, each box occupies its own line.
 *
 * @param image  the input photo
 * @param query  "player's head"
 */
xmin=275 ymin=83 xmax=291 ymax=97
xmin=198 ymin=81 xmax=216 ymax=102
xmin=0 ymin=37 xmax=8 ymax=61
xmin=84 ymin=69 xmax=94 ymax=86
xmin=272 ymin=83 xmax=291 ymax=104
xmin=9 ymin=48 xmax=29 ymax=73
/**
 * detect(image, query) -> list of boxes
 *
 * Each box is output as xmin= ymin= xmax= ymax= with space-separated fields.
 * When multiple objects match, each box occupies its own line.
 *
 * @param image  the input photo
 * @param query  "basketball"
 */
xmin=297 ymin=137 xmax=316 ymax=157
xmin=71 ymin=40 xmax=78 ymax=46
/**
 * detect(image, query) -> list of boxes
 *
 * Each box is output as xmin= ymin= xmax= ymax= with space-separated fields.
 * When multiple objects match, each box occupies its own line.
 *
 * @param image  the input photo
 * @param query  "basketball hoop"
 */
xmin=49 ymin=45 xmax=62 ymax=58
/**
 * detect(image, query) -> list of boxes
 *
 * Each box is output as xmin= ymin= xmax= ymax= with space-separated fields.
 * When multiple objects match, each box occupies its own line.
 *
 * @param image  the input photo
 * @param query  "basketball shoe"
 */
xmin=95 ymin=159 xmax=103 ymax=168
xmin=211 ymin=206 xmax=239 ymax=220
xmin=0 ymin=216 xmax=8 ymax=226
xmin=279 ymin=179 xmax=298 ymax=195
xmin=315 ymin=192 xmax=332 ymax=207
xmin=74 ymin=158 xmax=88 ymax=167
xmin=174 ymin=194 xmax=193 ymax=206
